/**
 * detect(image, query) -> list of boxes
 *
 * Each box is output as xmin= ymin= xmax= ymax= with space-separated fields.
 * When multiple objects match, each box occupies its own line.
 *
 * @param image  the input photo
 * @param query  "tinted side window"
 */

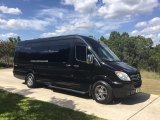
xmin=15 ymin=45 xmax=31 ymax=63
xmin=49 ymin=45 xmax=70 ymax=62
xmin=30 ymin=40 xmax=72 ymax=63
xmin=76 ymin=45 xmax=87 ymax=61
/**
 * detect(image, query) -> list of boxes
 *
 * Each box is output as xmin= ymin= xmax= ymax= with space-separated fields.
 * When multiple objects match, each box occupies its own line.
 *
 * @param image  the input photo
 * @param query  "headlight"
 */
xmin=115 ymin=71 xmax=131 ymax=81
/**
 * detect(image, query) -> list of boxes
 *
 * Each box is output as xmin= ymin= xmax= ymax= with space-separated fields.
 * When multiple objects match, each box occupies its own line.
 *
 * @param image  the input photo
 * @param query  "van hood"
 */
xmin=103 ymin=61 xmax=138 ymax=74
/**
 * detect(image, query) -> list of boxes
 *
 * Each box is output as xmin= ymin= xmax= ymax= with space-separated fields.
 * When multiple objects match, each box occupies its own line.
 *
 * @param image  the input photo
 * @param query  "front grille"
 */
xmin=130 ymin=74 xmax=141 ymax=88
xmin=130 ymin=74 xmax=141 ymax=81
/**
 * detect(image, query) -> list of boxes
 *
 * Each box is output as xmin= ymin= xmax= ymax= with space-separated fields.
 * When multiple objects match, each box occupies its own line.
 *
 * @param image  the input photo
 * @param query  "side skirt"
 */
xmin=48 ymin=85 xmax=88 ymax=94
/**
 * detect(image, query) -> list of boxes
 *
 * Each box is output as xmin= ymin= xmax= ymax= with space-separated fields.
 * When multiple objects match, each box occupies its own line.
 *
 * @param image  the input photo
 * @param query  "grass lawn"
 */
xmin=0 ymin=63 xmax=4 ymax=68
xmin=0 ymin=64 xmax=5 ymax=69
xmin=141 ymin=70 xmax=160 ymax=95
xmin=0 ymin=90 xmax=104 ymax=120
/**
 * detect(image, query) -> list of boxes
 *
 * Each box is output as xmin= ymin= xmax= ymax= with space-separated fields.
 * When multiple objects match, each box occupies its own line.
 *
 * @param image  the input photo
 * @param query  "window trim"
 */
xmin=75 ymin=45 xmax=87 ymax=63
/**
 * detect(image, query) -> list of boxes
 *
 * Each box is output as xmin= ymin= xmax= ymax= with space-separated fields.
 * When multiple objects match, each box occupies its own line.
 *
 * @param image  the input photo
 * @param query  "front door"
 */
xmin=72 ymin=44 xmax=94 ymax=92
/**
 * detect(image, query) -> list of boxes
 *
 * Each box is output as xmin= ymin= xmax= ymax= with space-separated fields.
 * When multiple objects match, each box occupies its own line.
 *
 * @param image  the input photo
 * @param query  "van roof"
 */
xmin=19 ymin=35 xmax=92 ymax=44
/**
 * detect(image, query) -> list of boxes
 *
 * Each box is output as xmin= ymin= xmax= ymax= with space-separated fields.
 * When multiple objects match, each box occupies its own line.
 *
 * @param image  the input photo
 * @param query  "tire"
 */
xmin=92 ymin=81 xmax=113 ymax=104
xmin=25 ymin=73 xmax=37 ymax=88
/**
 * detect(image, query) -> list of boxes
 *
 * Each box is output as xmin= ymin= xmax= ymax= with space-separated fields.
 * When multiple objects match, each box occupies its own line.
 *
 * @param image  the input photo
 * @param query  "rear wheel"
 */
xmin=25 ymin=73 xmax=37 ymax=88
xmin=92 ymin=81 xmax=113 ymax=104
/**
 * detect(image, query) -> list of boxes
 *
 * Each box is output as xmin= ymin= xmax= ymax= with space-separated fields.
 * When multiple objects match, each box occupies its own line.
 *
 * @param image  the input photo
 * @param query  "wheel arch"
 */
xmin=25 ymin=70 xmax=35 ymax=82
xmin=89 ymin=75 xmax=112 ymax=96
xmin=25 ymin=69 xmax=35 ymax=76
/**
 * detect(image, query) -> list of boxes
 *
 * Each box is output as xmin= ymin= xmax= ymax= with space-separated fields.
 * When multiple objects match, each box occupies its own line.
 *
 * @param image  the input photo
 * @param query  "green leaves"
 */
xmin=0 ymin=36 xmax=20 ymax=66
xmin=100 ymin=31 xmax=160 ymax=73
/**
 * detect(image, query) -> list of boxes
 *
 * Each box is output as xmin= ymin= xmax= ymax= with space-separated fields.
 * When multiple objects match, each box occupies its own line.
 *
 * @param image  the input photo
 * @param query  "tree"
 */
xmin=0 ymin=36 xmax=20 ymax=66
xmin=121 ymin=32 xmax=129 ymax=40
xmin=148 ymin=45 xmax=160 ymax=72
xmin=8 ymin=36 xmax=21 ymax=43
xmin=100 ymin=36 xmax=107 ymax=41
xmin=100 ymin=31 xmax=159 ymax=73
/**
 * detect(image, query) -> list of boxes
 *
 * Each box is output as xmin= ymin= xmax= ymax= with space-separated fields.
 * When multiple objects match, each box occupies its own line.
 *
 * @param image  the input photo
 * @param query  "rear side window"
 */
xmin=15 ymin=44 xmax=31 ymax=63
xmin=30 ymin=40 xmax=72 ymax=63
xmin=48 ymin=45 xmax=70 ymax=62
xmin=16 ymin=39 xmax=73 ymax=63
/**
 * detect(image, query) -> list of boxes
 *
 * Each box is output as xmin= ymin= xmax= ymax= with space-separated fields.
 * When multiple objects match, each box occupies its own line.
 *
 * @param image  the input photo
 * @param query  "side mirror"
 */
xmin=87 ymin=54 xmax=93 ymax=64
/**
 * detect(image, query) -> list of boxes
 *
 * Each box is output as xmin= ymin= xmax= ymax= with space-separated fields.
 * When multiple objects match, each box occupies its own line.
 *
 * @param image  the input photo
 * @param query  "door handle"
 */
xmin=73 ymin=65 xmax=79 ymax=68
xmin=66 ymin=64 xmax=71 ymax=67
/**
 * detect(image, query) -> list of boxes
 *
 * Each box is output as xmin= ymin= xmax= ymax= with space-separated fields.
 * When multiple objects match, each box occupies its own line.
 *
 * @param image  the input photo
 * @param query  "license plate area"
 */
xmin=136 ymin=88 xmax=141 ymax=93
xmin=130 ymin=89 xmax=136 ymax=95
xmin=130 ymin=88 xmax=141 ymax=95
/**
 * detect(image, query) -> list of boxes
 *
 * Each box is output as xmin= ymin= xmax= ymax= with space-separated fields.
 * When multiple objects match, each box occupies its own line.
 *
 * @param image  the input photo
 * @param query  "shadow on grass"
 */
xmin=0 ymin=89 xmax=103 ymax=120
xmin=0 ymin=86 xmax=34 ymax=96
xmin=0 ymin=89 xmax=25 ymax=120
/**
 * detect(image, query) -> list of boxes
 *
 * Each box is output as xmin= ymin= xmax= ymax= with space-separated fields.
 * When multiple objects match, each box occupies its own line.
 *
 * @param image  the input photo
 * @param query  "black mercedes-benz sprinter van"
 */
xmin=13 ymin=35 xmax=142 ymax=104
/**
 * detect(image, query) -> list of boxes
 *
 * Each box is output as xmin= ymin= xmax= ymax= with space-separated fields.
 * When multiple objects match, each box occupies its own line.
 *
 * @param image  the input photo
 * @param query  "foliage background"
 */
xmin=0 ymin=37 xmax=20 ymax=67
xmin=100 ymin=31 xmax=160 ymax=73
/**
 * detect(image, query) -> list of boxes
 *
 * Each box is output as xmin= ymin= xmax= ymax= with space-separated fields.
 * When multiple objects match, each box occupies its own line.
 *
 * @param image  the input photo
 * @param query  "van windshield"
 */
xmin=97 ymin=42 xmax=120 ymax=62
xmin=84 ymin=37 xmax=120 ymax=62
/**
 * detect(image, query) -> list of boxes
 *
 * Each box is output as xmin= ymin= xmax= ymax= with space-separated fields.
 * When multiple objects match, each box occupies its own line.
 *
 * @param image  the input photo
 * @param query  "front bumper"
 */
xmin=111 ymin=80 xmax=141 ymax=98
xmin=113 ymin=84 xmax=140 ymax=98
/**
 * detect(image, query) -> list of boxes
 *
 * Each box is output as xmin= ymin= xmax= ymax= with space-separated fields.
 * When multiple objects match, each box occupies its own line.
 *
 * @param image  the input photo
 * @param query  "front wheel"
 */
xmin=25 ymin=73 xmax=37 ymax=88
xmin=92 ymin=81 xmax=113 ymax=104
